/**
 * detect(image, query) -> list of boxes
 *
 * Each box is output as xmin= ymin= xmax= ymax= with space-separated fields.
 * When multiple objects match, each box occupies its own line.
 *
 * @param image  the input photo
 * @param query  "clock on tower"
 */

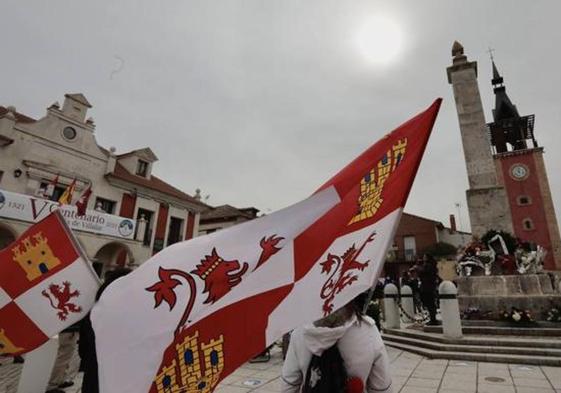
xmin=510 ymin=164 xmax=528 ymax=180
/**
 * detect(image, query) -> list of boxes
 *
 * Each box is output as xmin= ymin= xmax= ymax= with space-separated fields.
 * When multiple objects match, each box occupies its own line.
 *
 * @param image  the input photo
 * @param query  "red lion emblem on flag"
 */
xmin=41 ymin=281 xmax=82 ymax=321
xmin=320 ymin=232 xmax=376 ymax=315
xmin=146 ymin=235 xmax=283 ymax=335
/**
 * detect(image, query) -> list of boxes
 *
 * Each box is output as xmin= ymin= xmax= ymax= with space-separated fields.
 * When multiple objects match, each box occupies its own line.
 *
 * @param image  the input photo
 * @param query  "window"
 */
xmin=522 ymin=218 xmax=534 ymax=231
xmin=136 ymin=160 xmax=149 ymax=177
xmin=167 ymin=217 xmax=184 ymax=246
xmin=39 ymin=181 xmax=66 ymax=201
xmin=137 ymin=208 xmax=154 ymax=246
xmin=0 ymin=170 xmax=3 ymax=185
xmin=94 ymin=197 xmax=116 ymax=214
xmin=517 ymin=195 xmax=532 ymax=206
xmin=403 ymin=236 xmax=417 ymax=262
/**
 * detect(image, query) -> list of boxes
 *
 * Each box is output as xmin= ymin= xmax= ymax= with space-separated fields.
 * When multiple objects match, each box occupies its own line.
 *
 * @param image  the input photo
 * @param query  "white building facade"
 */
xmin=0 ymin=93 xmax=206 ymax=276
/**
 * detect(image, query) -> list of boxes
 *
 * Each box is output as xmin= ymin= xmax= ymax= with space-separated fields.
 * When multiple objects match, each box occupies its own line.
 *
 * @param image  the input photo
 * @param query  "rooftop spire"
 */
xmin=487 ymin=56 xmax=537 ymax=152
xmin=490 ymin=60 xmax=519 ymax=121
xmin=491 ymin=61 xmax=504 ymax=87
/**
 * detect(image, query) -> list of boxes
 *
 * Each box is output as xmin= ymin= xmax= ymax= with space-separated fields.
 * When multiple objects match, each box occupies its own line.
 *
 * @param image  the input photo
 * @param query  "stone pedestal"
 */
xmin=457 ymin=273 xmax=561 ymax=320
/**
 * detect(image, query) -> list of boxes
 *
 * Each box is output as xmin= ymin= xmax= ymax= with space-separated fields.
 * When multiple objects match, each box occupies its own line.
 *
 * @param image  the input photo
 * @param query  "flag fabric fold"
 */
xmin=0 ymin=210 xmax=100 ymax=356
xmin=76 ymin=184 xmax=92 ymax=216
xmin=91 ymin=99 xmax=442 ymax=393
xmin=58 ymin=179 xmax=76 ymax=205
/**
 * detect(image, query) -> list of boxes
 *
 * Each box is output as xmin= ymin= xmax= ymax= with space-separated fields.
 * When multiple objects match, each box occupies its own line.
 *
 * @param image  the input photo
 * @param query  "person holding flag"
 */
xmin=281 ymin=292 xmax=392 ymax=393
xmin=91 ymin=99 xmax=442 ymax=393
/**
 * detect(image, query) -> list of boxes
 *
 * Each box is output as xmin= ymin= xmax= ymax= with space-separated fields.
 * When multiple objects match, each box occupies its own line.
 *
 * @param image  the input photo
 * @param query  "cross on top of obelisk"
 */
xmin=487 ymin=47 xmax=495 ymax=62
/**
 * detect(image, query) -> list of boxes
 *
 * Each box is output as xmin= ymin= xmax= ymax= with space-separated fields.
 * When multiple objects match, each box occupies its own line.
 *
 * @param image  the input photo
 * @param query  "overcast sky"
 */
xmin=2 ymin=1 xmax=560 ymax=232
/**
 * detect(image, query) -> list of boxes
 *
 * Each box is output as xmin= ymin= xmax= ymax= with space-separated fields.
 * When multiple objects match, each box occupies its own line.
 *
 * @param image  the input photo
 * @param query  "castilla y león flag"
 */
xmin=92 ymin=99 xmax=442 ymax=393
xmin=0 ymin=210 xmax=100 ymax=356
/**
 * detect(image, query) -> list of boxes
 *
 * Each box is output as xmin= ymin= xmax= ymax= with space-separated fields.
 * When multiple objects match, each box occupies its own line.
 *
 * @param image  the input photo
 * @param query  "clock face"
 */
xmin=510 ymin=164 xmax=529 ymax=180
xmin=62 ymin=126 xmax=77 ymax=141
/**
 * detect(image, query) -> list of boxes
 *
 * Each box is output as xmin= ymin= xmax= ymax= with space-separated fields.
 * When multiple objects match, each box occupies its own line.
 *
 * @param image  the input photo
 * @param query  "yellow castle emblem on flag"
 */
xmin=154 ymin=331 xmax=225 ymax=393
xmin=12 ymin=232 xmax=61 ymax=281
xmin=0 ymin=328 xmax=23 ymax=355
xmin=349 ymin=138 xmax=408 ymax=225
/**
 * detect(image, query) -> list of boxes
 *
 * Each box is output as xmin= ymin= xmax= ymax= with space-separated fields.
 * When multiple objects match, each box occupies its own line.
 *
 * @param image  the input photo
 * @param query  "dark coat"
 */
xmin=79 ymin=314 xmax=98 ymax=393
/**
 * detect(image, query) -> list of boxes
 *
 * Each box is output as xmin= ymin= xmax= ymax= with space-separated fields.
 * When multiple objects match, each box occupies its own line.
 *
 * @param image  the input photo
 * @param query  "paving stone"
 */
xmin=439 ymin=380 xmax=476 ymax=392
xmin=544 ymin=366 xmax=561 ymax=378
xmin=440 ymin=377 xmax=477 ymax=390
xmin=444 ymin=366 xmax=477 ymax=376
xmin=400 ymin=386 xmax=438 ymax=393
xmin=219 ymin=374 xmax=246 ymax=386
xmin=443 ymin=372 xmax=477 ymax=381
xmin=477 ymin=383 xmax=516 ymax=393
xmin=231 ymin=367 xmax=260 ymax=377
xmin=449 ymin=361 xmax=476 ymax=367
xmin=420 ymin=358 xmax=448 ymax=366
xmin=513 ymin=376 xmax=553 ymax=388
xmin=252 ymin=382 xmax=280 ymax=392
xmin=478 ymin=368 xmax=511 ymax=378
xmin=412 ymin=366 xmax=446 ymax=380
xmin=404 ymin=376 xmax=440 ymax=388
xmin=215 ymin=386 xmax=252 ymax=393
xmin=390 ymin=377 xmax=406 ymax=391
xmin=230 ymin=377 xmax=269 ymax=389
xmin=515 ymin=388 xmax=554 ymax=393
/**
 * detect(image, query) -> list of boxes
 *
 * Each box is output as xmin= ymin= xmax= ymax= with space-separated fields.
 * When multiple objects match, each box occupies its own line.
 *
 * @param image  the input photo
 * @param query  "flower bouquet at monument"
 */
xmin=546 ymin=306 xmax=561 ymax=323
xmin=461 ymin=307 xmax=492 ymax=320
xmin=502 ymin=307 xmax=535 ymax=325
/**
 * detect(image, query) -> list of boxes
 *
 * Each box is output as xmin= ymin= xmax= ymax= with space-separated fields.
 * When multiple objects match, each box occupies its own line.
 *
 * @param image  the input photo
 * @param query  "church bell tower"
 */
xmin=487 ymin=61 xmax=561 ymax=270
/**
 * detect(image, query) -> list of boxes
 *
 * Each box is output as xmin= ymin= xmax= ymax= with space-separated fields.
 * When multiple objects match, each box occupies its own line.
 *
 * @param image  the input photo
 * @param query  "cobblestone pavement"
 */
xmin=3 ymin=347 xmax=561 ymax=393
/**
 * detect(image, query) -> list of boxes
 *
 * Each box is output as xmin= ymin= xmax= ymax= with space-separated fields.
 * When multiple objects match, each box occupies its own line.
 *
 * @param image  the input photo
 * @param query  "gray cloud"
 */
xmin=2 ymin=0 xmax=559 ymax=232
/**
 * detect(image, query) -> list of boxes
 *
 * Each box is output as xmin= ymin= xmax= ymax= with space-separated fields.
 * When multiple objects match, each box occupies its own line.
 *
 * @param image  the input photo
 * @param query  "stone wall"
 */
xmin=457 ymin=274 xmax=561 ymax=320
xmin=466 ymin=186 xmax=513 ymax=237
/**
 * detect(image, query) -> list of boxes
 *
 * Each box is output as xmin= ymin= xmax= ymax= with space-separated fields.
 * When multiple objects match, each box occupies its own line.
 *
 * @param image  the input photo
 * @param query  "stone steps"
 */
xmin=382 ymin=328 xmax=561 ymax=366
xmin=386 ymin=328 xmax=561 ymax=348
xmin=424 ymin=325 xmax=561 ymax=336
xmin=383 ymin=332 xmax=561 ymax=357
xmin=383 ymin=340 xmax=561 ymax=366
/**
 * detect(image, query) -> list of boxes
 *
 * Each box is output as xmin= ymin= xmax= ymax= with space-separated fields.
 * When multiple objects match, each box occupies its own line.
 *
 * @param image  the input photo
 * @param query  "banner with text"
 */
xmin=0 ymin=189 xmax=136 ymax=240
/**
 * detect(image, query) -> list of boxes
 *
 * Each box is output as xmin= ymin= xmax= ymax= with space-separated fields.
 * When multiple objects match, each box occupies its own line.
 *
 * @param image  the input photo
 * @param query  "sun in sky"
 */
xmin=356 ymin=15 xmax=404 ymax=66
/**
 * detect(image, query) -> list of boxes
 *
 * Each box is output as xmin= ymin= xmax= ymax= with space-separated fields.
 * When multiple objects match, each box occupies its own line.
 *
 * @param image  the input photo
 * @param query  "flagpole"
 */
xmin=362 ymin=286 xmax=376 ymax=314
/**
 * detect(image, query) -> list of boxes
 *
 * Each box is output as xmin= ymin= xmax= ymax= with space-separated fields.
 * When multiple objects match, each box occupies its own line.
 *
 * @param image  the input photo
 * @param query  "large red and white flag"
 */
xmin=0 ymin=210 xmax=100 ymax=356
xmin=92 ymin=99 xmax=442 ymax=393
